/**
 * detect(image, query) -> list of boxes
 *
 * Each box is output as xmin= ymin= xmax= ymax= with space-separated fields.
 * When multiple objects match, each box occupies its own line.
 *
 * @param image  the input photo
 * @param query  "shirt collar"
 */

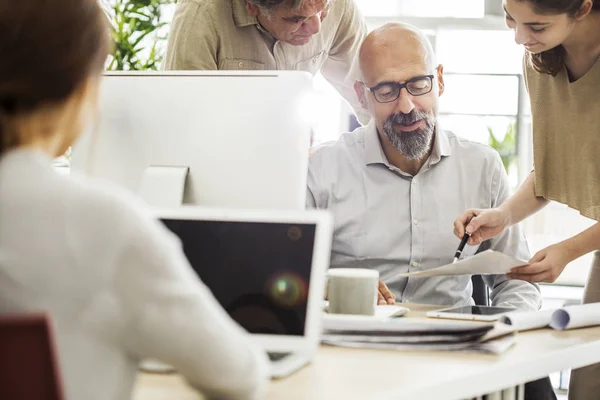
xmin=232 ymin=0 xmax=259 ymax=27
xmin=364 ymin=120 xmax=388 ymax=166
xmin=429 ymin=122 xmax=452 ymax=165
xmin=364 ymin=120 xmax=452 ymax=168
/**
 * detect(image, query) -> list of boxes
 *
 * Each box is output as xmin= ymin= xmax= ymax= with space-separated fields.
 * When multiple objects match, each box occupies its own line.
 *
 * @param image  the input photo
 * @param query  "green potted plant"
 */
xmin=101 ymin=0 xmax=174 ymax=71
xmin=488 ymin=122 xmax=517 ymax=172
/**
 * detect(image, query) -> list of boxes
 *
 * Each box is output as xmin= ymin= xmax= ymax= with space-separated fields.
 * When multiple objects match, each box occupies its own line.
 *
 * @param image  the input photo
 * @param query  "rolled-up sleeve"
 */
xmin=162 ymin=1 xmax=219 ymax=70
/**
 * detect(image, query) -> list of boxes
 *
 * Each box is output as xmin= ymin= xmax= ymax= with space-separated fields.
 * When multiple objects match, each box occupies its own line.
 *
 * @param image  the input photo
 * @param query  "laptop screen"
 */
xmin=161 ymin=219 xmax=316 ymax=336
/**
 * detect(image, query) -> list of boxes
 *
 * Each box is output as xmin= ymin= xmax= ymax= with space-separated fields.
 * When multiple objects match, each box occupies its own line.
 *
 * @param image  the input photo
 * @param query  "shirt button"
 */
xmin=238 ymin=61 xmax=244 ymax=67
xmin=312 ymin=57 xmax=318 ymax=63
xmin=413 ymin=219 xmax=419 ymax=225
xmin=412 ymin=261 xmax=419 ymax=268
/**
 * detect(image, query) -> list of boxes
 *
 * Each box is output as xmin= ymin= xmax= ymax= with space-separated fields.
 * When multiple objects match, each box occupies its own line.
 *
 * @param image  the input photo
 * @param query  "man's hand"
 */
xmin=507 ymin=242 xmax=572 ymax=283
xmin=378 ymin=280 xmax=396 ymax=305
xmin=453 ymin=207 xmax=510 ymax=246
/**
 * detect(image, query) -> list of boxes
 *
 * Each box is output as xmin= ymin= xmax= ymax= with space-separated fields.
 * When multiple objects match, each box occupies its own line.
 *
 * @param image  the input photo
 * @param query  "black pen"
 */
xmin=453 ymin=232 xmax=471 ymax=263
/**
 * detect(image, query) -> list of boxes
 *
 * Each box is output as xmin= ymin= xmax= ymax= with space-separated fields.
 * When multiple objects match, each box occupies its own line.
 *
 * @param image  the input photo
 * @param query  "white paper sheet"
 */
xmin=398 ymin=250 xmax=528 ymax=278
xmin=550 ymin=303 xmax=600 ymax=330
xmin=499 ymin=309 xmax=555 ymax=331
xmin=322 ymin=316 xmax=494 ymax=334
xmin=323 ymin=303 xmax=409 ymax=318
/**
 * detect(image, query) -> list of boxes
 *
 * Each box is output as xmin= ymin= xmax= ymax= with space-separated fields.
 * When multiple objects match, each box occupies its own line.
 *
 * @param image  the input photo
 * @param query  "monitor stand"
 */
xmin=138 ymin=165 xmax=189 ymax=208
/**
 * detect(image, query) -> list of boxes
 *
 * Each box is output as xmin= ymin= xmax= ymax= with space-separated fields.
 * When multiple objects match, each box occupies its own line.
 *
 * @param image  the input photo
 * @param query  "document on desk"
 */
xmin=499 ymin=303 xmax=600 ymax=331
xmin=499 ymin=309 xmax=555 ymax=331
xmin=322 ymin=329 xmax=516 ymax=355
xmin=322 ymin=336 xmax=515 ymax=355
xmin=398 ymin=250 xmax=528 ymax=278
xmin=323 ymin=316 xmax=495 ymax=335
xmin=322 ymin=318 xmax=516 ymax=354
xmin=550 ymin=303 xmax=600 ymax=330
xmin=323 ymin=331 xmax=489 ymax=344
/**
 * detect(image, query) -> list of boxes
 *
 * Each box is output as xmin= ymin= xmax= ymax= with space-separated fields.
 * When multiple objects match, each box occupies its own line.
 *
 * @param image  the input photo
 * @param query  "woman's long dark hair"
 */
xmin=0 ymin=0 xmax=109 ymax=154
xmin=523 ymin=0 xmax=600 ymax=75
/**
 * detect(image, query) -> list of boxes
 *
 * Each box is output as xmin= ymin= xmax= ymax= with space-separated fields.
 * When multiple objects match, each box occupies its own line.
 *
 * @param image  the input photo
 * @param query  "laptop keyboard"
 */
xmin=267 ymin=352 xmax=291 ymax=362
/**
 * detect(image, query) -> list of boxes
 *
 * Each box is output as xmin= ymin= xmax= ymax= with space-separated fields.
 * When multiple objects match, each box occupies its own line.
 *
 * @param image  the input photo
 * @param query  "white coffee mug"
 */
xmin=327 ymin=268 xmax=378 ymax=316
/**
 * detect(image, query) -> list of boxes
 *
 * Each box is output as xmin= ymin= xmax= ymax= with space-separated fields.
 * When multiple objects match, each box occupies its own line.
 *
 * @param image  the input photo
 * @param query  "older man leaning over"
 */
xmin=163 ymin=0 xmax=369 ymax=123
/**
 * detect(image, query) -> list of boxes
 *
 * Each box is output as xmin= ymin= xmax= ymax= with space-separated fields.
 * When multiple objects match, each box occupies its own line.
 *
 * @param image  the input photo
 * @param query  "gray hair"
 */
xmin=247 ymin=0 xmax=303 ymax=12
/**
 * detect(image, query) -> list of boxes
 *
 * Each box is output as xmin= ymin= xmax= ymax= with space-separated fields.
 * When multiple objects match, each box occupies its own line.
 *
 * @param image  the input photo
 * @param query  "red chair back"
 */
xmin=0 ymin=314 xmax=65 ymax=400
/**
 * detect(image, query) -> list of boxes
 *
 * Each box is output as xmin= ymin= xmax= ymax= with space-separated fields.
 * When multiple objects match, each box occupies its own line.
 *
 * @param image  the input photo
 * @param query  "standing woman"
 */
xmin=453 ymin=1 xmax=600 ymax=399
xmin=0 ymin=1 xmax=268 ymax=399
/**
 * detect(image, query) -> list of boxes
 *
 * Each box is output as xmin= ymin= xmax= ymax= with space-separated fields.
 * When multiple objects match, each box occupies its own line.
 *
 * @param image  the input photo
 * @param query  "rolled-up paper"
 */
xmin=550 ymin=303 xmax=600 ymax=330
xmin=499 ymin=309 xmax=555 ymax=331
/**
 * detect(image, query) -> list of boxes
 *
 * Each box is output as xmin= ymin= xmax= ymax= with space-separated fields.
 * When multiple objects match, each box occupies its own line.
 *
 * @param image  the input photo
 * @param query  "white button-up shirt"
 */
xmin=307 ymin=121 xmax=541 ymax=310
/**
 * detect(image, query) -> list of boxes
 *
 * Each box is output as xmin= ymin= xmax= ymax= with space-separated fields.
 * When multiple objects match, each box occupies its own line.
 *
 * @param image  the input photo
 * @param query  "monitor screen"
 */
xmin=161 ymin=219 xmax=316 ymax=336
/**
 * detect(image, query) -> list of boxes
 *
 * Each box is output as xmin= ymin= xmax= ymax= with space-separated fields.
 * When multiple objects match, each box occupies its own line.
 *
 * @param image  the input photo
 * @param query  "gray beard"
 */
xmin=382 ymin=111 xmax=435 ymax=160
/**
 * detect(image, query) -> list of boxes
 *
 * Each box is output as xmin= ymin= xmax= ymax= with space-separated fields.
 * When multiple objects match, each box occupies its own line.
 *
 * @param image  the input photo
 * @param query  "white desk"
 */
xmin=133 ymin=304 xmax=600 ymax=400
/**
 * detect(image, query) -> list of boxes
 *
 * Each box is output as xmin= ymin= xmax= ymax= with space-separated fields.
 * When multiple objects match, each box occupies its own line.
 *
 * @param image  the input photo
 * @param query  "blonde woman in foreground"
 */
xmin=0 ymin=1 xmax=268 ymax=399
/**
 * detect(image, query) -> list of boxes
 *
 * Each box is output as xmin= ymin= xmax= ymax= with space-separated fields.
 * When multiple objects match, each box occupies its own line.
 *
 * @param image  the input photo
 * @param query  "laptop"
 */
xmin=155 ymin=206 xmax=333 ymax=378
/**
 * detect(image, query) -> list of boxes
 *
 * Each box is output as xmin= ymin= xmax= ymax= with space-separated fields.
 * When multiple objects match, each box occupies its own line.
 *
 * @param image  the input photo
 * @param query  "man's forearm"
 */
xmin=490 ymin=278 xmax=541 ymax=311
xmin=499 ymin=171 xmax=549 ymax=226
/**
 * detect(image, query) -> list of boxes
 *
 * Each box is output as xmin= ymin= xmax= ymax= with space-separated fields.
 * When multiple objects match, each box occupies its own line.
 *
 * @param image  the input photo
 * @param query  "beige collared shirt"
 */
xmin=163 ymin=0 xmax=369 ymax=122
xmin=307 ymin=122 xmax=541 ymax=310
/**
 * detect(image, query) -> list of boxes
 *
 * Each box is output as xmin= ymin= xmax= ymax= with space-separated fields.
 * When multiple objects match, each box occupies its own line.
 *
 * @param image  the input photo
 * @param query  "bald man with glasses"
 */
xmin=307 ymin=22 xmax=557 ymax=400
xmin=308 ymin=23 xmax=542 ymax=312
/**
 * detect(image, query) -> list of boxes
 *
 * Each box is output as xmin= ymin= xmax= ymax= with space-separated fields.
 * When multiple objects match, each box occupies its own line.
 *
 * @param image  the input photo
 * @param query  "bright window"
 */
xmin=439 ymin=74 xmax=519 ymax=116
xmin=355 ymin=0 xmax=484 ymax=18
xmin=435 ymin=30 xmax=524 ymax=74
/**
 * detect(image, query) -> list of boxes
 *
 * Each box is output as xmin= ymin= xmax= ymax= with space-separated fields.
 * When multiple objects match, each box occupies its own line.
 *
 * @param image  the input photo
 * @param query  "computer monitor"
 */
xmin=70 ymin=71 xmax=315 ymax=209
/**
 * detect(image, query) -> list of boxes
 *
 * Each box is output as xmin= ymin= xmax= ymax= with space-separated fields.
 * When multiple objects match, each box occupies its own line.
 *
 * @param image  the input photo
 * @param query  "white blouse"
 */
xmin=0 ymin=149 xmax=268 ymax=400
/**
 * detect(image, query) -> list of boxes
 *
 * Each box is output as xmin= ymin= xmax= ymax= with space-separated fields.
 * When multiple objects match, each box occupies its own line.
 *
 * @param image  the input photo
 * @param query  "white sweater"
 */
xmin=0 ymin=149 xmax=269 ymax=400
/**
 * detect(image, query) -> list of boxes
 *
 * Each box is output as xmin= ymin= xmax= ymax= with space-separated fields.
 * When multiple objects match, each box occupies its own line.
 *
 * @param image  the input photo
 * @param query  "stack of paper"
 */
xmin=322 ymin=318 xmax=516 ymax=354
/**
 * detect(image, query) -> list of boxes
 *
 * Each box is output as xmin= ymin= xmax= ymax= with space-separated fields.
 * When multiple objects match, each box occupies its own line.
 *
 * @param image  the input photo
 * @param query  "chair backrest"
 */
xmin=471 ymin=275 xmax=490 ymax=306
xmin=0 ymin=314 xmax=65 ymax=400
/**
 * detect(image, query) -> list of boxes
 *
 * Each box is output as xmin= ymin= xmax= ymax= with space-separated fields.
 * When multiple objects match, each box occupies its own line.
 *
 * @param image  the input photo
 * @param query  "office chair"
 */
xmin=471 ymin=275 xmax=490 ymax=306
xmin=0 ymin=313 xmax=65 ymax=400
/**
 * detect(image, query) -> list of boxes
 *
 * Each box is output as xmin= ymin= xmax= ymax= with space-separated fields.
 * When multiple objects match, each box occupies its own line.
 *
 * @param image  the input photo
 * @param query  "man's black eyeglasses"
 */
xmin=363 ymin=75 xmax=435 ymax=103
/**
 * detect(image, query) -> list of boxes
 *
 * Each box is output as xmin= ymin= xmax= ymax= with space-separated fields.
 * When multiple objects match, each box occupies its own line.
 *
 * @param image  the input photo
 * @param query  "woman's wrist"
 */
xmin=561 ymin=222 xmax=600 ymax=262
xmin=561 ymin=238 xmax=584 ymax=263
xmin=497 ymin=204 xmax=513 ymax=228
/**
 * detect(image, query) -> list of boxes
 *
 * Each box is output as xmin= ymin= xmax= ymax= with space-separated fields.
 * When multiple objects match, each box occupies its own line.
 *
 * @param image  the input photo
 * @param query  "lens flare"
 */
xmin=266 ymin=271 xmax=308 ymax=308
